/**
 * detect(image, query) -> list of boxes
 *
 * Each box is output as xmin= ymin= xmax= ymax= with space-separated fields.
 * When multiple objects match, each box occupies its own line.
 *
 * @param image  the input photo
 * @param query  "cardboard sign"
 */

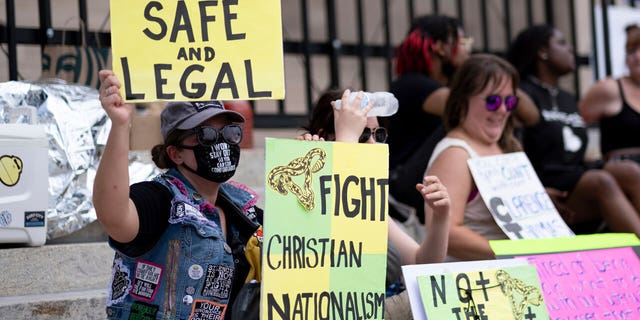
xmin=490 ymin=233 xmax=640 ymax=258
xmin=519 ymin=247 xmax=640 ymax=319
xmin=261 ymin=138 xmax=389 ymax=320
xmin=402 ymin=259 xmax=529 ymax=320
xmin=417 ymin=265 xmax=549 ymax=320
xmin=467 ymin=152 xmax=574 ymax=239
xmin=110 ymin=0 xmax=285 ymax=102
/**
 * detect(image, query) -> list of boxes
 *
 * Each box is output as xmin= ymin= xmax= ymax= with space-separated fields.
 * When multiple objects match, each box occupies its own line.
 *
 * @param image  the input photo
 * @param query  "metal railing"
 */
xmin=0 ymin=0 xmax=622 ymax=127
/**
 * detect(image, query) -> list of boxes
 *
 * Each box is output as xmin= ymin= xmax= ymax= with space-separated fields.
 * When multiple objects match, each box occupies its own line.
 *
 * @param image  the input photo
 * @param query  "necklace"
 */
xmin=528 ymin=76 xmax=559 ymax=111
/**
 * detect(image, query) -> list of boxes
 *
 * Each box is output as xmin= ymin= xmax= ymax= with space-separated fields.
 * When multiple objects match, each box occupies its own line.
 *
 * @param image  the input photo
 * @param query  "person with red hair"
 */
xmin=387 ymin=15 xmax=471 ymax=223
xmin=388 ymin=16 xmax=537 ymax=228
xmin=388 ymin=15 xmax=470 ymax=171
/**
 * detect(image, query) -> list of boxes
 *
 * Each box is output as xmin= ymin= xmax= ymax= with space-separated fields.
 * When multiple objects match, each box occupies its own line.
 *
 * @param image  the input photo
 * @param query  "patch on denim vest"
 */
xmin=189 ymin=300 xmax=226 ymax=320
xmin=201 ymin=264 xmax=234 ymax=299
xmin=130 ymin=301 xmax=159 ymax=319
xmin=105 ymin=306 xmax=122 ymax=318
xmin=245 ymin=206 xmax=257 ymax=220
xmin=131 ymin=260 xmax=163 ymax=301
xmin=108 ymin=257 xmax=131 ymax=306
xmin=170 ymin=200 xmax=217 ymax=228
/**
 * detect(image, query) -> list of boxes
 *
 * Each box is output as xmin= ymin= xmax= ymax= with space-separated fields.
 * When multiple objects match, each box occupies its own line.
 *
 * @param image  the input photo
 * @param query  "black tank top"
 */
xmin=600 ymin=79 xmax=640 ymax=155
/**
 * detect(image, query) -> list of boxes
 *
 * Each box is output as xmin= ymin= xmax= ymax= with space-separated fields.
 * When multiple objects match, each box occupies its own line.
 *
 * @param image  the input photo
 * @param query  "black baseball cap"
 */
xmin=160 ymin=101 xmax=244 ymax=140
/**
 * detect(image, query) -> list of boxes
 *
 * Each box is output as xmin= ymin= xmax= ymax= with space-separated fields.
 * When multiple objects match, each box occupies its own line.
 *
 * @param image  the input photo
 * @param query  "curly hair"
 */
xmin=507 ymin=25 xmax=555 ymax=78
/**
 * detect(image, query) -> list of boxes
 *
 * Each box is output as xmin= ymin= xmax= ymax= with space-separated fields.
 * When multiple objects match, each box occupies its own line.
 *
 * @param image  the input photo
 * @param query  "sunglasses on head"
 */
xmin=179 ymin=124 xmax=243 ymax=147
xmin=484 ymin=95 xmax=519 ymax=112
xmin=359 ymin=127 xmax=388 ymax=143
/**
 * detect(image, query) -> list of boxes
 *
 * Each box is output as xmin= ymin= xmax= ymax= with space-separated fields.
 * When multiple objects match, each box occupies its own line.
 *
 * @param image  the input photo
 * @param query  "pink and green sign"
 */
xmin=519 ymin=247 xmax=640 ymax=319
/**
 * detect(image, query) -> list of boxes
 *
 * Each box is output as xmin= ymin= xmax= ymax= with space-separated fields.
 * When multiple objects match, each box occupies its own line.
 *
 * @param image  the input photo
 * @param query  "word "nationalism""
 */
xmin=267 ymin=290 xmax=385 ymax=320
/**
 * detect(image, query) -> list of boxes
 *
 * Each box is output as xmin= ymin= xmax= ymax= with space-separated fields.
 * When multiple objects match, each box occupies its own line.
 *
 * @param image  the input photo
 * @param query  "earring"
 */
xmin=540 ymin=53 xmax=548 ymax=60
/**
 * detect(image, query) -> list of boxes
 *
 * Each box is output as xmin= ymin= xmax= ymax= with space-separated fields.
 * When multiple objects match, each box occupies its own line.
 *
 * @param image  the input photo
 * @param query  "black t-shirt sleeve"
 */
xmin=390 ymin=73 xmax=443 ymax=118
xmin=388 ymin=74 xmax=444 ymax=168
xmin=109 ymin=181 xmax=173 ymax=257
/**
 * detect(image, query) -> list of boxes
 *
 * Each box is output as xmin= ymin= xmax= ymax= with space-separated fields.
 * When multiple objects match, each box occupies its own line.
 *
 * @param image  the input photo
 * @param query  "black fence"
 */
xmin=0 ymin=0 xmax=628 ymax=127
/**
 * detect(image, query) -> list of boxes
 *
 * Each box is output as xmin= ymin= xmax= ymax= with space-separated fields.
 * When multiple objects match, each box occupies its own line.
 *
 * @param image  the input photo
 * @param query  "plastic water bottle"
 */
xmin=333 ymin=91 xmax=398 ymax=117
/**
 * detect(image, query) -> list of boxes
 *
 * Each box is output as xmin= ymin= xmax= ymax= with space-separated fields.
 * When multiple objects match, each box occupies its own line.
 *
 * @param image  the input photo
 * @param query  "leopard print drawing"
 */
xmin=496 ymin=269 xmax=544 ymax=319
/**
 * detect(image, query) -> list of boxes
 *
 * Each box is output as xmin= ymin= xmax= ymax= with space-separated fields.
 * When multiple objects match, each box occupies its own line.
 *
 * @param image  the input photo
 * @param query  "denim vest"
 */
xmin=106 ymin=169 xmax=261 ymax=320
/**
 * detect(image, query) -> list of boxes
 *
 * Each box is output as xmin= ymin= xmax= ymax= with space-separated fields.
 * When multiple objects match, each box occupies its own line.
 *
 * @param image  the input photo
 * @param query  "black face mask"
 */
xmin=181 ymin=142 xmax=241 ymax=183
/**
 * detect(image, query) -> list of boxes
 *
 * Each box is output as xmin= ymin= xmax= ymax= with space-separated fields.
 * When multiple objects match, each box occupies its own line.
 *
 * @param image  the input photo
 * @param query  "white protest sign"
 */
xmin=467 ymin=152 xmax=574 ymax=239
xmin=594 ymin=5 xmax=640 ymax=80
xmin=401 ymin=259 xmax=529 ymax=320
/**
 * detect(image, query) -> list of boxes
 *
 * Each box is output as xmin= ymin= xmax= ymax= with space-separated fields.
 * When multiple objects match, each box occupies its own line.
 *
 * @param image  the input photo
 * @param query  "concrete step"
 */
xmin=0 ymin=290 xmax=107 ymax=320
xmin=0 ymin=242 xmax=113 ymax=319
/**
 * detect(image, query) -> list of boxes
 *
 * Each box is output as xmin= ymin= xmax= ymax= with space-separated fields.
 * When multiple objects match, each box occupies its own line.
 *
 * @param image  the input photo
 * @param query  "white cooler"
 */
xmin=0 ymin=124 xmax=49 ymax=246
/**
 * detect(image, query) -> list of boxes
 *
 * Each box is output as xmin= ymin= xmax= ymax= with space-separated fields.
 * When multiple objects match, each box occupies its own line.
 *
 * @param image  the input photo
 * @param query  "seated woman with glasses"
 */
xmin=298 ymin=88 xmax=451 ymax=318
xmin=424 ymin=54 xmax=524 ymax=261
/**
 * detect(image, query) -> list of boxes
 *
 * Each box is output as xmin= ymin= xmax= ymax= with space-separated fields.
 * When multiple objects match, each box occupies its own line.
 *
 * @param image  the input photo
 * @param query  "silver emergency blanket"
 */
xmin=0 ymin=80 xmax=160 ymax=239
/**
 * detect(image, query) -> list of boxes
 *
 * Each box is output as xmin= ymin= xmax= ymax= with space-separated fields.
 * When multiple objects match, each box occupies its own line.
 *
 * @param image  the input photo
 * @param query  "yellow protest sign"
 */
xmin=262 ymin=138 xmax=389 ymax=320
xmin=417 ymin=265 xmax=549 ymax=319
xmin=110 ymin=0 xmax=285 ymax=102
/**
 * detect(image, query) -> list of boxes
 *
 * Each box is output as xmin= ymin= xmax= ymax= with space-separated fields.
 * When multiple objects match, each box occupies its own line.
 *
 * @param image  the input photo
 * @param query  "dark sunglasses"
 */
xmin=485 ymin=95 xmax=519 ymax=112
xmin=359 ymin=127 xmax=388 ymax=143
xmin=179 ymin=124 xmax=243 ymax=147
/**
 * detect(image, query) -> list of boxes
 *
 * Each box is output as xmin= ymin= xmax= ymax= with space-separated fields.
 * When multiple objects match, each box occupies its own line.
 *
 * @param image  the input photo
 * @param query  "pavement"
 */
xmin=0 ymin=128 xmax=298 ymax=319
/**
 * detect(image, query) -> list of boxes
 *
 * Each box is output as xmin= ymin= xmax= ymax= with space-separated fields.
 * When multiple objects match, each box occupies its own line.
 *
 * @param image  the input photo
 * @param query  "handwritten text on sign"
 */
xmin=417 ymin=265 xmax=549 ymax=319
xmin=520 ymin=247 xmax=640 ymax=320
xmin=110 ymin=0 xmax=285 ymax=102
xmin=262 ymin=139 xmax=389 ymax=320
xmin=467 ymin=152 xmax=574 ymax=239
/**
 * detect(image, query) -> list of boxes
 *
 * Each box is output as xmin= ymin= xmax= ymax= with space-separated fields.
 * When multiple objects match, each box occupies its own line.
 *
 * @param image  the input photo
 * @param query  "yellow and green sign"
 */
xmin=417 ymin=265 xmax=549 ymax=320
xmin=261 ymin=138 xmax=389 ymax=320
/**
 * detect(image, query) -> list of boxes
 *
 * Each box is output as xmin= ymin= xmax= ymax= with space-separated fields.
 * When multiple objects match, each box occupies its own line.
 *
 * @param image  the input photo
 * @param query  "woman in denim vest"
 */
xmin=94 ymin=70 xmax=262 ymax=319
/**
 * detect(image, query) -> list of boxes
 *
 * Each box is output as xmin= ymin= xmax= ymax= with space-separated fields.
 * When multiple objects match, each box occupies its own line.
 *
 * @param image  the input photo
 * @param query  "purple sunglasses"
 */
xmin=485 ymin=95 xmax=519 ymax=111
